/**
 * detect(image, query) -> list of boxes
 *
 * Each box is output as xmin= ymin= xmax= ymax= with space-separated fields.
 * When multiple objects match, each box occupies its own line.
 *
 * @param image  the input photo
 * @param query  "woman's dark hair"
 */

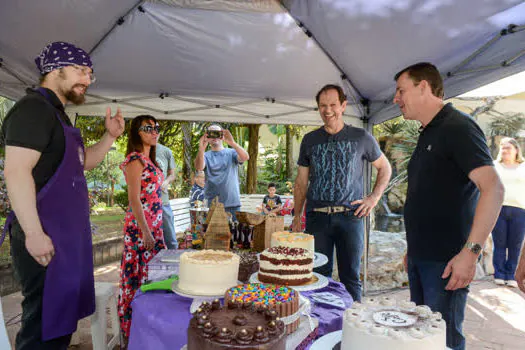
xmin=126 ymin=115 xmax=159 ymax=167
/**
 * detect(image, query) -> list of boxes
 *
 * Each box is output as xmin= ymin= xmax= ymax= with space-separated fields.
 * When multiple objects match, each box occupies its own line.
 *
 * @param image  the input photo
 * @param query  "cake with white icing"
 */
xmin=178 ymin=250 xmax=240 ymax=295
xmin=270 ymin=232 xmax=314 ymax=257
xmin=341 ymin=297 xmax=446 ymax=350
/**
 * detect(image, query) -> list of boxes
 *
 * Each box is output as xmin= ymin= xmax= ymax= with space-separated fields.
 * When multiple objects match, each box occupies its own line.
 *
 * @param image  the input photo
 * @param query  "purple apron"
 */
xmin=2 ymin=88 xmax=95 ymax=340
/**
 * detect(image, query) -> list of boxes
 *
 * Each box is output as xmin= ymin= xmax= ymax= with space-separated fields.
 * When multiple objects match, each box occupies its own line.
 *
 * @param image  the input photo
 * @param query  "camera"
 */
xmin=207 ymin=130 xmax=223 ymax=139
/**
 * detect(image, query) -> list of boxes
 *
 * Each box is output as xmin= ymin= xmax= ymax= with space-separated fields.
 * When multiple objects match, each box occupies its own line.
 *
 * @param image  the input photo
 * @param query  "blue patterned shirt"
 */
xmin=297 ymin=124 xmax=381 ymax=213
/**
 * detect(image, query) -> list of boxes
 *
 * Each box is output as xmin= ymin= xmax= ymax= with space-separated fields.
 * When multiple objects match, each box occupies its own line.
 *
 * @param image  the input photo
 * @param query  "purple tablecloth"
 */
xmin=128 ymin=279 xmax=352 ymax=350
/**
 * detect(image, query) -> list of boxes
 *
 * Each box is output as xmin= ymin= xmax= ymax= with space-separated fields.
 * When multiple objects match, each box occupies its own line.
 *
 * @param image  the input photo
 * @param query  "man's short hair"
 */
xmin=268 ymin=182 xmax=276 ymax=189
xmin=394 ymin=62 xmax=444 ymax=98
xmin=315 ymin=84 xmax=346 ymax=105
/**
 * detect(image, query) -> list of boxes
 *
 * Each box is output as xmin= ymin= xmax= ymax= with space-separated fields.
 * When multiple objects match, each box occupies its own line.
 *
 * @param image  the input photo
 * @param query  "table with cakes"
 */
xmin=128 ymin=206 xmax=449 ymax=350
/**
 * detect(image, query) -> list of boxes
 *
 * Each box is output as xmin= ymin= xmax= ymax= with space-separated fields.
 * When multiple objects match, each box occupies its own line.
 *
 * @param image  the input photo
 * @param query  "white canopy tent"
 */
xmin=1 ymin=0 xmax=524 ymax=126
xmin=1 ymin=0 xmax=525 ymax=293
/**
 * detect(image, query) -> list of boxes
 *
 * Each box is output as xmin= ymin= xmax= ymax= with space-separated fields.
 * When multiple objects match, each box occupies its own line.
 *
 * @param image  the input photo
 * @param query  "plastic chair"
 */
xmin=91 ymin=282 xmax=120 ymax=350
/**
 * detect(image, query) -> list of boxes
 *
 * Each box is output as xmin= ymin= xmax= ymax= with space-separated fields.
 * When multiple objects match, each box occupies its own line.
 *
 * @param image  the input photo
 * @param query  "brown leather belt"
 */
xmin=313 ymin=206 xmax=352 ymax=214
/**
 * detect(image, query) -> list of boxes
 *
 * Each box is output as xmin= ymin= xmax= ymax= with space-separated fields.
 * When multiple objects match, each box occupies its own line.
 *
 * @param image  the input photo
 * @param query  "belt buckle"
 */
xmin=327 ymin=206 xmax=333 ymax=214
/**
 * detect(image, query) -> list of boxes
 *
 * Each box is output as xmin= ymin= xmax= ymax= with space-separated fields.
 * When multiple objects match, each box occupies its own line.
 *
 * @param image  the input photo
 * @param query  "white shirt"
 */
xmin=494 ymin=162 xmax=525 ymax=210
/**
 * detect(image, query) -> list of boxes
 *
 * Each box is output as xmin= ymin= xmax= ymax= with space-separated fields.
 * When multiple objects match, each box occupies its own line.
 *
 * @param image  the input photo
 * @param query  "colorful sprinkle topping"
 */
xmin=226 ymin=283 xmax=296 ymax=306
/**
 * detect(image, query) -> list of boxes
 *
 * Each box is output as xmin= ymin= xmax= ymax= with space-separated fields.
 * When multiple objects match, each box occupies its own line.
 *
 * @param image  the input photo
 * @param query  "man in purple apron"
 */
xmin=1 ymin=42 xmax=125 ymax=349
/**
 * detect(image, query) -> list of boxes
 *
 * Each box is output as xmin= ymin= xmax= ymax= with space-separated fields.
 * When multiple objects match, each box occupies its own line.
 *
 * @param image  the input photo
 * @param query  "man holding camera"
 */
xmin=195 ymin=125 xmax=249 ymax=220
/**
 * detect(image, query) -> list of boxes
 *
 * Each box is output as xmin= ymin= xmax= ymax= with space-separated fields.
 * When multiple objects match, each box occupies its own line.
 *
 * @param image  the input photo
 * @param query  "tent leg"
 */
xmin=362 ymin=119 xmax=373 ymax=297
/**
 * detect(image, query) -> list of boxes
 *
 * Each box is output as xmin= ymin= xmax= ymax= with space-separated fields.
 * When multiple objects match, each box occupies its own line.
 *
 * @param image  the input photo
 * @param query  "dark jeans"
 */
xmin=408 ymin=256 xmax=468 ymax=350
xmin=10 ymin=223 xmax=72 ymax=350
xmin=225 ymin=206 xmax=241 ymax=222
xmin=492 ymin=205 xmax=525 ymax=280
xmin=306 ymin=211 xmax=363 ymax=302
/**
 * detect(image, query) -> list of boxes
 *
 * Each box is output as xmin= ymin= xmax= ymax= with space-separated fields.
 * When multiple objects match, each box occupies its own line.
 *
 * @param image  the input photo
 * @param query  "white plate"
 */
xmin=249 ymin=272 xmax=329 ymax=292
xmin=313 ymin=252 xmax=328 ymax=268
xmin=310 ymin=330 xmax=342 ymax=350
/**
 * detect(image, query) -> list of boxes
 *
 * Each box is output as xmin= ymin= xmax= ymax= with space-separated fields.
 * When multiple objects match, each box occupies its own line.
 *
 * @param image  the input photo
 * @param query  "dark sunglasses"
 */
xmin=139 ymin=124 xmax=160 ymax=134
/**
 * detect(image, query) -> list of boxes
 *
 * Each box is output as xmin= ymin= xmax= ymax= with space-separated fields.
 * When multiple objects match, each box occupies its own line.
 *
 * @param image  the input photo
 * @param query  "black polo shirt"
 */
xmin=1 ymin=88 xmax=72 ymax=192
xmin=404 ymin=103 xmax=493 ymax=262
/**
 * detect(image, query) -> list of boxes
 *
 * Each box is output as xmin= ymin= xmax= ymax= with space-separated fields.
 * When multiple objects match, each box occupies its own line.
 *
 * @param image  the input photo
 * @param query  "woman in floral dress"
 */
xmin=118 ymin=115 xmax=165 ymax=340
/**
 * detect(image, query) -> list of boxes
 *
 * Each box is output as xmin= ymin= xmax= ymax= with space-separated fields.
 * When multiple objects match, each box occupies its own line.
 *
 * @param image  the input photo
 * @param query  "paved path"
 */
xmin=2 ymin=262 xmax=525 ymax=349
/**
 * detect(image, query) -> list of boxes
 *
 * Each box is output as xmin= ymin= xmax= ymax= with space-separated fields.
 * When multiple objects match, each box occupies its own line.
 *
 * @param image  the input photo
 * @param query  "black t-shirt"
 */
xmin=404 ymin=103 xmax=494 ymax=262
xmin=1 ymin=88 xmax=72 ymax=192
xmin=297 ymin=124 xmax=382 ymax=212
xmin=263 ymin=194 xmax=282 ymax=211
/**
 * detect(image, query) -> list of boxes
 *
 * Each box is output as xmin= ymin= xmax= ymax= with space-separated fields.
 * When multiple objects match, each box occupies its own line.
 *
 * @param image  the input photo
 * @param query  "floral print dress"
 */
xmin=118 ymin=152 xmax=165 ymax=336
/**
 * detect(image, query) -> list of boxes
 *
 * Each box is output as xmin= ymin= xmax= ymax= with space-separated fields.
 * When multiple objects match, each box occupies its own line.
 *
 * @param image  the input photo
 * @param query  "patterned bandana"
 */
xmin=34 ymin=41 xmax=93 ymax=75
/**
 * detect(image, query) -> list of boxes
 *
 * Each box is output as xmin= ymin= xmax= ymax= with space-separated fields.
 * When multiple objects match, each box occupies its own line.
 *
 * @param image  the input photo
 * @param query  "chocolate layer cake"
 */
xmin=258 ymin=246 xmax=313 ymax=286
xmin=187 ymin=299 xmax=286 ymax=350
xmin=225 ymin=283 xmax=300 ymax=334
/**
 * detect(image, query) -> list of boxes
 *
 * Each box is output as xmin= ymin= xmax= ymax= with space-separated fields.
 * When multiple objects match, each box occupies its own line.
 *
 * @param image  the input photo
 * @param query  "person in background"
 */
xmin=492 ymin=137 xmax=525 ymax=287
xmin=189 ymin=171 xmax=206 ymax=207
xmin=262 ymin=182 xmax=283 ymax=215
xmin=155 ymin=143 xmax=178 ymax=249
xmin=195 ymin=125 xmax=249 ymax=220
xmin=119 ymin=115 xmax=165 ymax=342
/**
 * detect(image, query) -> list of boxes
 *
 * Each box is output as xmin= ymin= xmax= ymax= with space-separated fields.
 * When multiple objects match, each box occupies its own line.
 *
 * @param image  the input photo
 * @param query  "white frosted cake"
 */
xmin=341 ymin=297 xmax=446 ymax=350
xmin=178 ymin=250 xmax=240 ymax=295
xmin=270 ymin=232 xmax=314 ymax=256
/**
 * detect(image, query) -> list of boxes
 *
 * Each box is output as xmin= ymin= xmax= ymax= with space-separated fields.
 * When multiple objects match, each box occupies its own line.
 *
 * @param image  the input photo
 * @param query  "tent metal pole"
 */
xmin=447 ymin=23 xmax=523 ymax=78
xmin=362 ymin=118 xmax=373 ymax=297
xmin=88 ymin=0 xmax=144 ymax=55
xmin=505 ymin=49 xmax=525 ymax=65
xmin=447 ymin=34 xmax=502 ymax=76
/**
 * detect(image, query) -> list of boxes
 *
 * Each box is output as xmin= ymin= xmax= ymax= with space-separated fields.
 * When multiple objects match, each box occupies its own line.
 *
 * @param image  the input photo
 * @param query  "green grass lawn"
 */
xmin=0 ymin=210 xmax=126 ymax=265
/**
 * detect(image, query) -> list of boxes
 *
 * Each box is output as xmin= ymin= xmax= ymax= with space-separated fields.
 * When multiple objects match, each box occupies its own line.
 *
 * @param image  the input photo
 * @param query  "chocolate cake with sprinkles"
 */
xmin=225 ymin=283 xmax=300 ymax=334
xmin=187 ymin=298 xmax=286 ymax=350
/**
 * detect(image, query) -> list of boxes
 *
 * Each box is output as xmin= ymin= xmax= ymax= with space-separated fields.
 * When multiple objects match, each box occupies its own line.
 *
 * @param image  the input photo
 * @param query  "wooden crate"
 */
xmin=252 ymin=216 xmax=284 ymax=252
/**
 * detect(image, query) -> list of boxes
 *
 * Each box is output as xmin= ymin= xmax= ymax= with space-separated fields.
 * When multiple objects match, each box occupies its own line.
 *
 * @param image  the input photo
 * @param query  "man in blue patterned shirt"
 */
xmin=292 ymin=84 xmax=392 ymax=301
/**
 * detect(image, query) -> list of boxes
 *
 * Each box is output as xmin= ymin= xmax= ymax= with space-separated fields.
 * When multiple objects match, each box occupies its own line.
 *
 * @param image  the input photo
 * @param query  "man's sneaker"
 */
xmin=494 ymin=278 xmax=505 ymax=285
xmin=506 ymin=280 xmax=518 ymax=288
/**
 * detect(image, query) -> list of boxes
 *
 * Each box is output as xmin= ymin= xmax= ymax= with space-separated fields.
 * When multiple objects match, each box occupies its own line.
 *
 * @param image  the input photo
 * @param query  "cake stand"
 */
xmin=310 ymin=330 xmax=453 ymax=350
xmin=249 ymin=272 xmax=329 ymax=292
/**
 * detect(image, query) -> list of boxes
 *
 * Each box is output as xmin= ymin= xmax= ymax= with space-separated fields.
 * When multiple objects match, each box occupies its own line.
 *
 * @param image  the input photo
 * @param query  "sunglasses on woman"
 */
xmin=139 ymin=124 xmax=160 ymax=134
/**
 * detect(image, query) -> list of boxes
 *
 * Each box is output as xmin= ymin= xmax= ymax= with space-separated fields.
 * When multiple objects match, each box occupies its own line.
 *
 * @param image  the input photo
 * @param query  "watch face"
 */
xmin=469 ymin=243 xmax=482 ymax=254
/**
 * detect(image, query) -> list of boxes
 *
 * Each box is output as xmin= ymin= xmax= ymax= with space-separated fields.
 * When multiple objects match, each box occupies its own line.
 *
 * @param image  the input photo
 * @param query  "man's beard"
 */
xmin=65 ymin=85 xmax=87 ymax=105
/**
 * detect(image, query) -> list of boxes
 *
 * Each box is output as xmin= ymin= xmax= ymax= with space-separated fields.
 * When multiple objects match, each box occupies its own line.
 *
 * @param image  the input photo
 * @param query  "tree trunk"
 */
xmin=110 ymin=180 xmax=115 ymax=207
xmin=247 ymin=124 xmax=260 ymax=194
xmin=182 ymin=122 xmax=193 ymax=191
xmin=285 ymin=125 xmax=293 ymax=179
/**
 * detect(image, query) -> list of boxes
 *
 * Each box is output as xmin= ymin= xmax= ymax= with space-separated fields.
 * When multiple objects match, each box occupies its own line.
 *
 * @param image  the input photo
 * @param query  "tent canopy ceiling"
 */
xmin=1 ymin=0 xmax=524 ymax=125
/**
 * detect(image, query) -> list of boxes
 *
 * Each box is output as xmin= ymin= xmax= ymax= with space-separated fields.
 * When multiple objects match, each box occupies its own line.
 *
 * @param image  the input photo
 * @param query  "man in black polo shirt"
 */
xmin=292 ymin=84 xmax=392 ymax=302
xmin=393 ymin=62 xmax=504 ymax=350
xmin=1 ymin=41 xmax=124 ymax=349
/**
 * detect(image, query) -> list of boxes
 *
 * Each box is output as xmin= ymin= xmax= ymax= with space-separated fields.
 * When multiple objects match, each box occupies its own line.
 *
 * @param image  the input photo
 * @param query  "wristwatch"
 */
xmin=464 ymin=242 xmax=483 ymax=255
